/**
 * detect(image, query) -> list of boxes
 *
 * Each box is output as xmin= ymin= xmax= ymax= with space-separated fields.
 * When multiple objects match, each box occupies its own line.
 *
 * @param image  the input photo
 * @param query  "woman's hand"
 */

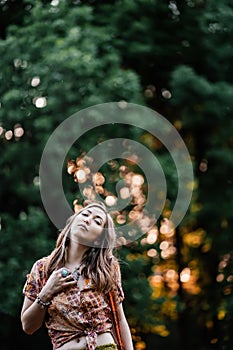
xmin=39 ymin=268 xmax=77 ymax=301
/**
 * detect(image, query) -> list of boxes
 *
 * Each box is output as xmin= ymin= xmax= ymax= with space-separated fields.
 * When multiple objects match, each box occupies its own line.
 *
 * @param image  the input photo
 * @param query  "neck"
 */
xmin=66 ymin=241 xmax=89 ymax=268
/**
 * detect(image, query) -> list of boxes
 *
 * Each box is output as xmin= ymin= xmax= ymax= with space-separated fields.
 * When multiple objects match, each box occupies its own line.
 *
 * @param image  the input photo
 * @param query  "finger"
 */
xmin=63 ymin=274 xmax=74 ymax=281
xmin=62 ymin=280 xmax=77 ymax=288
xmin=64 ymin=280 xmax=77 ymax=287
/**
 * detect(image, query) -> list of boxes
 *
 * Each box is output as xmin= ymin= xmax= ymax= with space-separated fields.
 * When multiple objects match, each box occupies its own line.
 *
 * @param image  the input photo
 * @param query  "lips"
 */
xmin=78 ymin=224 xmax=88 ymax=231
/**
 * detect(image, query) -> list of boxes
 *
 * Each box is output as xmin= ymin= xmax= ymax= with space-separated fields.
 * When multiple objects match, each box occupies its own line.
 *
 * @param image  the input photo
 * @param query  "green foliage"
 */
xmin=0 ymin=208 xmax=54 ymax=315
xmin=0 ymin=0 xmax=142 ymax=319
xmin=168 ymin=1 xmax=233 ymax=348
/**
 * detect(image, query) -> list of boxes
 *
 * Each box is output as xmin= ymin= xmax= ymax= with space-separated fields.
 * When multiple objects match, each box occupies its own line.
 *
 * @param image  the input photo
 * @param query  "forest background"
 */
xmin=0 ymin=1 xmax=232 ymax=350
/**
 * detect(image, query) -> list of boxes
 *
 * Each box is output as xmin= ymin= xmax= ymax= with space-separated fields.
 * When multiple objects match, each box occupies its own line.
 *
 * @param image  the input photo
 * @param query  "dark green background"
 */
xmin=0 ymin=1 xmax=232 ymax=349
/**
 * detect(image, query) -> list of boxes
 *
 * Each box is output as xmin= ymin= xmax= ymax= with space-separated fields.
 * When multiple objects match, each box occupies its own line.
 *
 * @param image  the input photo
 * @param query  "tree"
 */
xmin=169 ymin=2 xmax=233 ymax=346
xmin=83 ymin=1 xmax=233 ymax=348
xmin=1 ymin=0 xmax=233 ymax=349
xmin=0 ymin=0 xmax=142 ymax=320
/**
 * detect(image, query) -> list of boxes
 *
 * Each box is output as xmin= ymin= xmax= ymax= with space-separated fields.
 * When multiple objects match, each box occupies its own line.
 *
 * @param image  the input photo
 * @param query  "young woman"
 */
xmin=21 ymin=201 xmax=134 ymax=350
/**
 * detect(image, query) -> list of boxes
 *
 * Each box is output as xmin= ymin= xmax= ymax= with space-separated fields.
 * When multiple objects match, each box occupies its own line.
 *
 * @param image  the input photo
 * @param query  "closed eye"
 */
xmin=81 ymin=210 xmax=105 ymax=226
xmin=95 ymin=219 xmax=102 ymax=226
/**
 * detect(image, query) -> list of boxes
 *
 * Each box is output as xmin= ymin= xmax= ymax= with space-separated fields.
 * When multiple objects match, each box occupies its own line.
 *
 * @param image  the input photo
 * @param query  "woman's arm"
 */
xmin=21 ymin=267 xmax=76 ymax=335
xmin=21 ymin=287 xmax=53 ymax=334
xmin=117 ymin=303 xmax=134 ymax=350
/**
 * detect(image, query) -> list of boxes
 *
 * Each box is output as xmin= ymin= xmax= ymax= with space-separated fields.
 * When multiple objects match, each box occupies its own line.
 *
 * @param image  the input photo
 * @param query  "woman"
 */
xmin=21 ymin=201 xmax=134 ymax=350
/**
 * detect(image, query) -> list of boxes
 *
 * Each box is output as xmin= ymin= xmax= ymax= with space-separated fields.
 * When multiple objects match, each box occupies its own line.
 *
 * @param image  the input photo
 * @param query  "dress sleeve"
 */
xmin=22 ymin=258 xmax=47 ymax=301
xmin=112 ymin=260 xmax=124 ymax=304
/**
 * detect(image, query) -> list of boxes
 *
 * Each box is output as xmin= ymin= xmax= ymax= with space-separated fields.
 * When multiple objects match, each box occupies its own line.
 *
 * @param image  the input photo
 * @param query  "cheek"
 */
xmin=93 ymin=225 xmax=104 ymax=237
xmin=70 ymin=217 xmax=80 ymax=233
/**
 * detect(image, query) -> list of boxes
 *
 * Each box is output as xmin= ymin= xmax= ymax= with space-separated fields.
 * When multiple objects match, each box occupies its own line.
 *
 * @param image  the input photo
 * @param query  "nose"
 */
xmin=83 ymin=216 xmax=91 ymax=225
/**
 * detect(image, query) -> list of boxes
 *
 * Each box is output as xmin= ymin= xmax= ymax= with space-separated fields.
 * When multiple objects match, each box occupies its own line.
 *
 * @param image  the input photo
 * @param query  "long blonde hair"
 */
xmin=44 ymin=201 xmax=118 ymax=293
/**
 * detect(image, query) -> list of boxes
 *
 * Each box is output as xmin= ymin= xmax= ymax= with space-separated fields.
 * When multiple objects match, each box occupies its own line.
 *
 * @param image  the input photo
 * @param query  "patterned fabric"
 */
xmin=23 ymin=257 xmax=124 ymax=350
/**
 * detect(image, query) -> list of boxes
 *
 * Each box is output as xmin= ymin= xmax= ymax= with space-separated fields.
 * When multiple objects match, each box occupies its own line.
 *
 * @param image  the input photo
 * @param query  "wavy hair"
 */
xmin=44 ymin=201 xmax=118 ymax=293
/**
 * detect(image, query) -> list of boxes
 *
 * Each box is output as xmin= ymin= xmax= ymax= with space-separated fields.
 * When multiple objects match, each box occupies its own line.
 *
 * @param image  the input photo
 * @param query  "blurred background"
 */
xmin=0 ymin=1 xmax=232 ymax=349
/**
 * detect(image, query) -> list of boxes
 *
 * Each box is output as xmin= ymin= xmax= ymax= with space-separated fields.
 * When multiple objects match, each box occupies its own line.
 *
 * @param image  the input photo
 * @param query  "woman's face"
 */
xmin=70 ymin=206 xmax=107 ymax=246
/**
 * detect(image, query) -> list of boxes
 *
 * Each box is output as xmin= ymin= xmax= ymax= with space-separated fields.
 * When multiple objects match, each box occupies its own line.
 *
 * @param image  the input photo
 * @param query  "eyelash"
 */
xmin=81 ymin=212 xmax=102 ymax=225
